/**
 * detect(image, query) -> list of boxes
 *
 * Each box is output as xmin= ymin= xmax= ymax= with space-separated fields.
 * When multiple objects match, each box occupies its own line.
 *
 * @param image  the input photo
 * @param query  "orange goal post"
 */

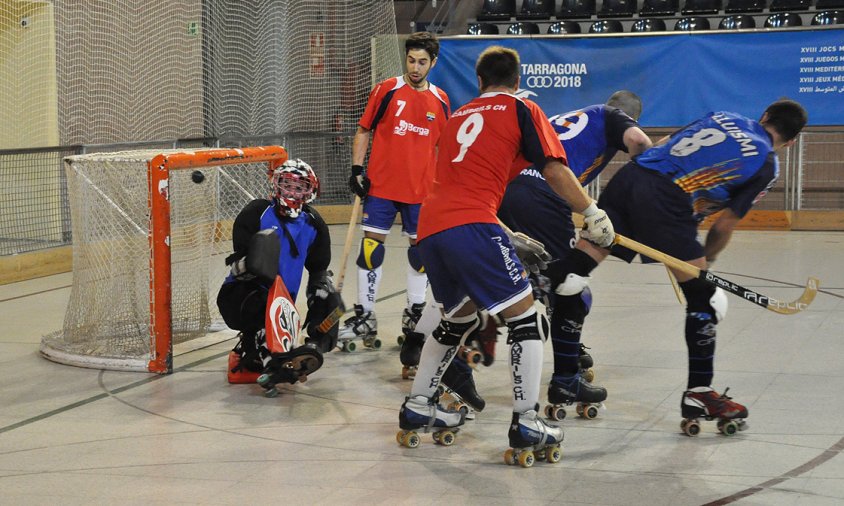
xmin=41 ymin=146 xmax=289 ymax=373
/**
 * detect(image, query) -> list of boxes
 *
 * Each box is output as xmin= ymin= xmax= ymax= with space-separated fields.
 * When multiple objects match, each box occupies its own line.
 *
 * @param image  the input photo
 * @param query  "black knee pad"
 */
xmin=217 ymin=280 xmax=268 ymax=333
xmin=432 ymin=317 xmax=480 ymax=346
xmin=552 ymin=286 xmax=592 ymax=322
xmin=506 ymin=311 xmax=550 ymax=344
xmin=680 ymin=278 xmax=717 ymax=316
xmin=680 ymin=278 xmax=717 ymax=355
xmin=543 ymin=248 xmax=597 ymax=286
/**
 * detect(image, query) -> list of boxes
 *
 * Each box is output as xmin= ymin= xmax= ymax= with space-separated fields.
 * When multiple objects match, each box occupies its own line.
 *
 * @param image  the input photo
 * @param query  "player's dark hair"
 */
xmin=762 ymin=99 xmax=807 ymax=141
xmin=405 ymin=32 xmax=439 ymax=60
xmin=475 ymin=46 xmax=520 ymax=90
xmin=606 ymin=90 xmax=642 ymax=121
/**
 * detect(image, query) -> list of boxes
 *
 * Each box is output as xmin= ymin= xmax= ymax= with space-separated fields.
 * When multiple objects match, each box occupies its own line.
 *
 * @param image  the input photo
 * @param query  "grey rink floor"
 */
xmin=1 ymin=228 xmax=843 ymax=506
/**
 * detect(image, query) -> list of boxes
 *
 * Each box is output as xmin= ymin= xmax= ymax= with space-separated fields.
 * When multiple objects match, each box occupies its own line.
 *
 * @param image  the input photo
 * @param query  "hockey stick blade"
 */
xmin=613 ymin=234 xmax=819 ymax=315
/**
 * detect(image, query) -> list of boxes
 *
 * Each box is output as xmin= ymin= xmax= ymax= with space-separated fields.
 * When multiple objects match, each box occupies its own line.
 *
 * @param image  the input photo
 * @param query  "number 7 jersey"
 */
xmin=418 ymin=92 xmax=567 ymax=241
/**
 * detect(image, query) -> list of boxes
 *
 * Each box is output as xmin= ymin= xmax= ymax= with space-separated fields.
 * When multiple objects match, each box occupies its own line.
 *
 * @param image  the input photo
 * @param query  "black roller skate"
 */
xmin=579 ymin=344 xmax=595 ymax=382
xmin=680 ymin=386 xmax=748 ymax=437
xmin=400 ymin=330 xmax=425 ymax=380
xmin=457 ymin=311 xmax=500 ymax=368
xmin=337 ymin=304 xmax=380 ymax=352
xmin=504 ymin=406 xmax=564 ymax=468
xmin=438 ymin=356 xmax=485 ymax=419
xmin=545 ymin=373 xmax=607 ymax=421
xmin=396 ymin=394 xmax=466 ymax=448
xmin=396 ymin=302 xmax=425 ymax=346
xmin=256 ymin=344 xmax=324 ymax=398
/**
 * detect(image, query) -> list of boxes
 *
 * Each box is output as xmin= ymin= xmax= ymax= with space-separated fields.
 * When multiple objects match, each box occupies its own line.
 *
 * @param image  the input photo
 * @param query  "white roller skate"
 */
xmin=338 ymin=304 xmax=380 ymax=352
xmin=504 ymin=407 xmax=565 ymax=468
xmin=396 ymin=394 xmax=466 ymax=448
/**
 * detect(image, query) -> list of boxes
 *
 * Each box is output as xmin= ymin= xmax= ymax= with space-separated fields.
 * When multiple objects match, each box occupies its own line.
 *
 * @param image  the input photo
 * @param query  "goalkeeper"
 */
xmin=216 ymin=159 xmax=341 ymax=384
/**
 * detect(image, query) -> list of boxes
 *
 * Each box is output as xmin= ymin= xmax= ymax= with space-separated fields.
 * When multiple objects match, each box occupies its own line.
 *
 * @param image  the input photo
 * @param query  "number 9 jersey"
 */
xmin=418 ymin=92 xmax=567 ymax=241
xmin=635 ymin=111 xmax=778 ymax=221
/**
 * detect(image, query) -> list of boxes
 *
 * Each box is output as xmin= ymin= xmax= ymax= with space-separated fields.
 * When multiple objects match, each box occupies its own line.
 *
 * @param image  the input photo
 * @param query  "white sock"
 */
xmin=357 ymin=265 xmax=382 ymax=313
xmin=415 ymin=300 xmax=441 ymax=337
xmin=406 ymin=264 xmax=428 ymax=306
xmin=506 ymin=307 xmax=544 ymax=412
xmin=410 ymin=337 xmax=456 ymax=399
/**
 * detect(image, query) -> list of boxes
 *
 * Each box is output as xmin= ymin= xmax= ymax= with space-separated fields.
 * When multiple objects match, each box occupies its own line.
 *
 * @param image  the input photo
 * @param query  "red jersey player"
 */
xmin=341 ymin=32 xmax=450 ymax=353
xmin=395 ymin=46 xmax=615 ymax=465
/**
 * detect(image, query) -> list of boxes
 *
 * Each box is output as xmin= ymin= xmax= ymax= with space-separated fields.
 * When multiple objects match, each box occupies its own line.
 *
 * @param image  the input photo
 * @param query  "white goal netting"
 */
xmin=41 ymin=148 xmax=280 ymax=371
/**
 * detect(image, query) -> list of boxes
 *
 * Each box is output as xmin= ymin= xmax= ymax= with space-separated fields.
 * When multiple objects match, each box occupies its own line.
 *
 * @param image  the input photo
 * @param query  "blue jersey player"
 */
xmin=497 ymin=91 xmax=653 ymax=417
xmin=563 ymin=100 xmax=807 ymax=432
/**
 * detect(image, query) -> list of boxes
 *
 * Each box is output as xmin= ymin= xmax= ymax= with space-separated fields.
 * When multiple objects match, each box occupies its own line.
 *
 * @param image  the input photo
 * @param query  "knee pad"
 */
xmin=356 ymin=237 xmax=385 ymax=270
xmin=553 ymin=284 xmax=592 ymax=322
xmin=432 ymin=316 xmax=480 ymax=346
xmin=680 ymin=278 xmax=727 ymax=323
xmin=407 ymin=244 xmax=425 ymax=273
xmin=506 ymin=310 xmax=550 ymax=344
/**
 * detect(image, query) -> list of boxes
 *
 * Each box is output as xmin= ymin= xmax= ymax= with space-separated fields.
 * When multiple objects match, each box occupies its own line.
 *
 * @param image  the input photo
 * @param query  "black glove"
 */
xmin=348 ymin=165 xmax=370 ymax=198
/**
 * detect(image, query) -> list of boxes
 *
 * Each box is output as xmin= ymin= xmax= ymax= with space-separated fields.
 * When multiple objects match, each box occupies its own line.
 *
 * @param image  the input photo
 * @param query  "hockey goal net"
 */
xmin=41 ymin=146 xmax=288 ymax=373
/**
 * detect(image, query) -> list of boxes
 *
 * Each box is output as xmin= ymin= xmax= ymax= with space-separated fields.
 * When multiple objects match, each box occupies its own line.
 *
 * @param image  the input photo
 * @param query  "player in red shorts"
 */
xmin=342 ymin=32 xmax=450 ymax=354
xmin=396 ymin=46 xmax=616 ymax=460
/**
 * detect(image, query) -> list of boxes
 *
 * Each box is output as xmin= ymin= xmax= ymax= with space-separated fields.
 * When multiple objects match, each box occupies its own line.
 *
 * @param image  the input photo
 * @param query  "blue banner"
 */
xmin=430 ymin=30 xmax=844 ymax=126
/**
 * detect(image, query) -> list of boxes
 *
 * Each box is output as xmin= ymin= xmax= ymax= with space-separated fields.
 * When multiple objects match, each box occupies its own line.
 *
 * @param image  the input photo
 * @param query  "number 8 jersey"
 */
xmin=418 ymin=92 xmax=567 ymax=241
xmin=635 ymin=111 xmax=778 ymax=221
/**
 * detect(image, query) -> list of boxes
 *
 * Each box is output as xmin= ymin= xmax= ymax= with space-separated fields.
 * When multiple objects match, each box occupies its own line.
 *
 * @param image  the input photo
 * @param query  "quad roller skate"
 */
xmin=437 ymin=357 xmax=485 ymax=420
xmin=337 ymin=304 xmax=380 ymax=352
xmin=396 ymin=394 xmax=466 ymax=448
xmin=545 ymin=373 xmax=607 ymax=421
xmin=504 ymin=406 xmax=564 ymax=468
xmin=457 ymin=311 xmax=500 ymax=368
xmin=256 ymin=344 xmax=324 ymax=398
xmin=399 ymin=331 xmax=424 ymax=379
xmin=396 ymin=302 xmax=425 ymax=346
xmin=680 ymin=386 xmax=748 ymax=437
xmin=227 ymin=331 xmax=265 ymax=384
xmin=579 ymin=344 xmax=595 ymax=383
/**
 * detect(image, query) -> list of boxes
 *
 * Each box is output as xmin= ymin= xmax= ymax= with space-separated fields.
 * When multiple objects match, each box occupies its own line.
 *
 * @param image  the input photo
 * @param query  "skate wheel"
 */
xmin=371 ymin=338 xmax=382 ymax=349
xmin=547 ymin=405 xmax=566 ymax=421
xmin=518 ymin=450 xmax=535 ymax=468
xmin=263 ymin=387 xmax=279 ymax=398
xmin=546 ymin=445 xmax=562 ymax=463
xmin=683 ymin=419 xmax=701 ymax=437
xmin=504 ymin=449 xmax=516 ymax=465
xmin=400 ymin=431 xmax=420 ymax=448
xmin=718 ymin=420 xmax=739 ymax=436
xmin=437 ymin=430 xmax=456 ymax=446
xmin=448 ymin=401 xmax=469 ymax=417
xmin=580 ymin=404 xmax=599 ymax=420
xmin=342 ymin=341 xmax=356 ymax=352
xmin=256 ymin=373 xmax=271 ymax=387
xmin=397 ymin=335 xmax=405 ymax=346
xmin=583 ymin=368 xmax=595 ymax=383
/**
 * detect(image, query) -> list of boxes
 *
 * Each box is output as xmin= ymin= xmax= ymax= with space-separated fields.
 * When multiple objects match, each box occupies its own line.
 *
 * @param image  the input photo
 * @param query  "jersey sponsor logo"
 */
xmin=393 ymin=119 xmax=430 ymax=137
xmin=426 ymin=111 xmax=436 ymax=121
xmin=519 ymin=167 xmax=545 ymax=179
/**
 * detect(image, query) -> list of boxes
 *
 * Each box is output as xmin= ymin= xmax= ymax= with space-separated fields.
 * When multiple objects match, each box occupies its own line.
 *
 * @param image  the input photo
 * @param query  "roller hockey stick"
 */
xmin=613 ymin=234 xmax=819 ymax=315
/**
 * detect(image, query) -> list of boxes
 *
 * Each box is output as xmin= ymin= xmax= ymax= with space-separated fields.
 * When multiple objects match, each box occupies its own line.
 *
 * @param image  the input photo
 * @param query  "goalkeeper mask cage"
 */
xmin=271 ymin=159 xmax=319 ymax=218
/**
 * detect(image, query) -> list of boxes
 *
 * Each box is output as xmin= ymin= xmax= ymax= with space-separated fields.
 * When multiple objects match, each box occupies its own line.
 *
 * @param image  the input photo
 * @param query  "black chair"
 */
xmin=640 ymin=0 xmax=680 ymax=15
xmin=517 ymin=0 xmax=555 ymax=20
xmin=719 ymin=14 xmax=757 ymax=27
xmin=725 ymin=0 xmax=766 ymax=12
xmin=548 ymin=20 xmax=583 ymax=33
xmin=477 ymin=0 xmax=517 ymax=21
xmin=507 ymin=21 xmax=541 ymax=34
xmin=769 ymin=0 xmax=812 ymax=11
xmin=466 ymin=23 xmax=501 ymax=35
xmin=817 ymin=0 xmax=844 ymax=8
xmin=675 ymin=16 xmax=712 ymax=29
xmin=558 ymin=0 xmax=598 ymax=18
xmin=631 ymin=18 xmax=668 ymax=30
xmin=765 ymin=12 xmax=803 ymax=26
xmin=682 ymin=0 xmax=722 ymax=14
xmin=811 ymin=10 xmax=843 ymax=23
xmin=599 ymin=0 xmax=638 ymax=17
xmin=589 ymin=19 xmax=625 ymax=32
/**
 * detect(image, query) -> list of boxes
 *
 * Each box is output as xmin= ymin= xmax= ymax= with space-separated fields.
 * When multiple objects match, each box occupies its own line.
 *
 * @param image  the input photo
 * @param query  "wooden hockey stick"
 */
xmin=666 ymin=265 xmax=686 ymax=305
xmin=614 ymin=234 xmax=819 ymax=315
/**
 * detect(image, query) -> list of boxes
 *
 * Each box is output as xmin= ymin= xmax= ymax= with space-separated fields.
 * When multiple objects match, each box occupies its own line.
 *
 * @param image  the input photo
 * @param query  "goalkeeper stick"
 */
xmin=614 ymin=234 xmax=819 ymax=315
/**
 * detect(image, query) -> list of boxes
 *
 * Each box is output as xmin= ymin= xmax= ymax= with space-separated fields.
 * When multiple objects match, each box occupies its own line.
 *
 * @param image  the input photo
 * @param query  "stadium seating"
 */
xmin=599 ymin=0 xmax=638 ymax=17
xmin=589 ymin=19 xmax=625 ymax=32
xmin=675 ymin=16 xmax=712 ymax=29
xmin=631 ymin=18 xmax=668 ymax=30
xmin=719 ymin=14 xmax=758 ymax=27
xmin=682 ymin=0 xmax=722 ymax=14
xmin=558 ymin=0 xmax=598 ymax=18
xmin=507 ymin=21 xmax=541 ymax=34
xmin=725 ymin=0 xmax=767 ymax=12
xmin=547 ymin=20 xmax=583 ymax=33
xmin=640 ymin=0 xmax=680 ymax=15
xmin=466 ymin=23 xmax=501 ymax=34
xmin=811 ymin=10 xmax=842 ymax=23
xmin=477 ymin=0 xmax=517 ymax=21
xmin=765 ymin=11 xmax=804 ymax=26
xmin=517 ymin=0 xmax=555 ymax=20
xmin=768 ymin=0 xmax=812 ymax=11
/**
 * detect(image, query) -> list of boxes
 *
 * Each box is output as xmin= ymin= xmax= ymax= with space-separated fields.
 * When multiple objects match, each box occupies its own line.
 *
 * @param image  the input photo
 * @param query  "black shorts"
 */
xmin=499 ymin=181 xmax=576 ymax=262
xmin=599 ymin=163 xmax=703 ymax=263
xmin=216 ymin=280 xmax=269 ymax=333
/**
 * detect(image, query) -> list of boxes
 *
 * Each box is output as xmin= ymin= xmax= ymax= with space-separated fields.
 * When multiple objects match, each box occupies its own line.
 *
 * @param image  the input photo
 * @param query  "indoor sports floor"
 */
xmin=1 ymin=228 xmax=843 ymax=505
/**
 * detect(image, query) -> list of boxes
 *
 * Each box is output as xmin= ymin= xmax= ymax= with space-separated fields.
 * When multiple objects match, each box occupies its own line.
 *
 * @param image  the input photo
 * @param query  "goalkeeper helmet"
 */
xmin=271 ymin=159 xmax=319 ymax=218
